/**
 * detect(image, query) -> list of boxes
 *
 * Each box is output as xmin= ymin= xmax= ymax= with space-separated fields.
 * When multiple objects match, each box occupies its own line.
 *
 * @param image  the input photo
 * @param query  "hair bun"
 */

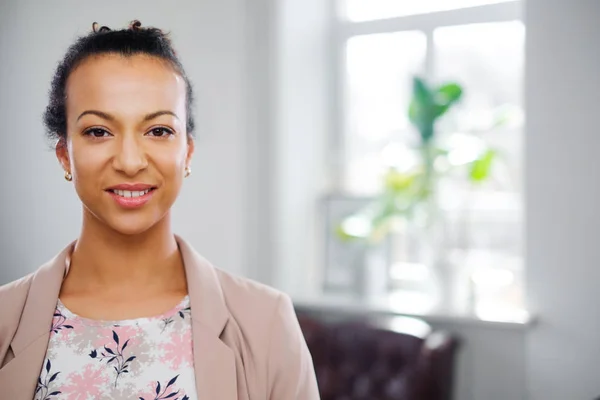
xmin=129 ymin=20 xmax=142 ymax=31
xmin=91 ymin=22 xmax=111 ymax=33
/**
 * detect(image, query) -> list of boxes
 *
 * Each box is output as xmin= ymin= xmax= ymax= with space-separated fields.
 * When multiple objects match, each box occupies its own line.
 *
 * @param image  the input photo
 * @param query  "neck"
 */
xmin=63 ymin=210 xmax=186 ymax=295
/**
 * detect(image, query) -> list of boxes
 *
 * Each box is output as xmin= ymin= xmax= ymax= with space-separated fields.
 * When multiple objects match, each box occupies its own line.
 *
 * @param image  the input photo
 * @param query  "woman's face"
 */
xmin=57 ymin=54 xmax=194 ymax=235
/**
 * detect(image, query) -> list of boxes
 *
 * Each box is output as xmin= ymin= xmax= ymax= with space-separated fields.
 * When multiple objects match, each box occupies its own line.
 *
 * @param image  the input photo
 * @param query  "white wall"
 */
xmin=0 ymin=0 xmax=255 ymax=283
xmin=525 ymin=1 xmax=600 ymax=399
xmin=272 ymin=0 xmax=331 ymax=295
xmin=429 ymin=321 xmax=526 ymax=400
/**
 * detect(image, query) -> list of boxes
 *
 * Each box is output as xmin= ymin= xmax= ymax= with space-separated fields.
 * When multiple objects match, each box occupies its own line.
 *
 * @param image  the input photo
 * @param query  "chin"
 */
xmin=109 ymin=222 xmax=157 ymax=236
xmin=106 ymin=214 xmax=168 ymax=236
xmin=93 ymin=210 xmax=166 ymax=236
xmin=82 ymin=194 xmax=173 ymax=236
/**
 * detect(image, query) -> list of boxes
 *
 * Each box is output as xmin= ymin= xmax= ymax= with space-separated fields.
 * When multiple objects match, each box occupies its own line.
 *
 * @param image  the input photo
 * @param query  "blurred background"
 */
xmin=1 ymin=0 xmax=599 ymax=399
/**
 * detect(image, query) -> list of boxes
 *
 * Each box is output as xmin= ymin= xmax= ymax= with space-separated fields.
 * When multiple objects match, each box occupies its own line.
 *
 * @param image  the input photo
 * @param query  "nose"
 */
xmin=112 ymin=134 xmax=148 ymax=176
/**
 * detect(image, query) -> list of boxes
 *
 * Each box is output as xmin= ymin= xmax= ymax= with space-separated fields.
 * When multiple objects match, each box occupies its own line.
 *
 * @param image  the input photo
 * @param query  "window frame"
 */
xmin=330 ymin=1 xmax=522 ymax=192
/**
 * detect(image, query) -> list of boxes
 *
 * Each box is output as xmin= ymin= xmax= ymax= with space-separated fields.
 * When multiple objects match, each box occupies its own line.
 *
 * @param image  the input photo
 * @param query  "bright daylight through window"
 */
xmin=325 ymin=0 xmax=526 ymax=323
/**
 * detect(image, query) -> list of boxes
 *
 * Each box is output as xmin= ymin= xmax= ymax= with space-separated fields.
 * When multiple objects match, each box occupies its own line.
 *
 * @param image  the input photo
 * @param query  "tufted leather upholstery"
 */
xmin=297 ymin=314 xmax=460 ymax=400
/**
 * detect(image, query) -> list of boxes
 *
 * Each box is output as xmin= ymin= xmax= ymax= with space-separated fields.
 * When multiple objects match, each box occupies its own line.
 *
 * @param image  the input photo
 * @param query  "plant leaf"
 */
xmin=112 ymin=330 xmax=119 ymax=345
xmin=409 ymin=76 xmax=433 ymax=132
xmin=167 ymin=375 xmax=179 ymax=388
xmin=470 ymin=149 xmax=496 ymax=182
xmin=412 ymin=76 xmax=432 ymax=107
xmin=121 ymin=339 xmax=130 ymax=352
xmin=126 ymin=356 xmax=136 ymax=363
xmin=436 ymin=82 xmax=463 ymax=105
xmin=156 ymin=382 xmax=161 ymax=395
xmin=48 ymin=372 xmax=60 ymax=383
xmin=104 ymin=346 xmax=115 ymax=355
xmin=46 ymin=359 xmax=51 ymax=372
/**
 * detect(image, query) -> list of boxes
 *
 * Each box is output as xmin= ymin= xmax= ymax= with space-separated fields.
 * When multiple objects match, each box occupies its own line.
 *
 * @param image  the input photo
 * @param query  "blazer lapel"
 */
xmin=1 ymin=237 xmax=238 ymax=400
xmin=177 ymin=235 xmax=238 ymax=400
xmin=0 ymin=243 xmax=73 ymax=400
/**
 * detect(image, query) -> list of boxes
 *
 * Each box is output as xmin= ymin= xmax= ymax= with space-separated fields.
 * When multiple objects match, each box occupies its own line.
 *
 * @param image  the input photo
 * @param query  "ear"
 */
xmin=55 ymin=138 xmax=71 ymax=173
xmin=185 ymin=136 xmax=195 ymax=168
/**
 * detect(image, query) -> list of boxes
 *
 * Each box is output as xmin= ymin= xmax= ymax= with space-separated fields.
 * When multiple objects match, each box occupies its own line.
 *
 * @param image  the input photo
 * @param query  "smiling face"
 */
xmin=56 ymin=53 xmax=194 ymax=235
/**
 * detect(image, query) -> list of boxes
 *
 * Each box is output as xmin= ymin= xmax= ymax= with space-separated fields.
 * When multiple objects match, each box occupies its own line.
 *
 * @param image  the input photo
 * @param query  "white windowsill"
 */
xmin=292 ymin=291 xmax=534 ymax=330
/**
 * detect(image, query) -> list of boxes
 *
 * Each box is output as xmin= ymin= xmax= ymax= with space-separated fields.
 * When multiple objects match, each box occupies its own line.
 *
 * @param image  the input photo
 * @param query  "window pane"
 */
xmin=434 ymin=21 xmax=525 ymax=192
xmin=344 ymin=31 xmax=426 ymax=194
xmin=434 ymin=21 xmax=525 ymax=319
xmin=344 ymin=0 xmax=517 ymax=21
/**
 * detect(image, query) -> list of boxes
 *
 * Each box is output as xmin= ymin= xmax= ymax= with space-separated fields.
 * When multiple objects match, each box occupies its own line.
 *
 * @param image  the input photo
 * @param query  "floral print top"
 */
xmin=35 ymin=296 xmax=197 ymax=400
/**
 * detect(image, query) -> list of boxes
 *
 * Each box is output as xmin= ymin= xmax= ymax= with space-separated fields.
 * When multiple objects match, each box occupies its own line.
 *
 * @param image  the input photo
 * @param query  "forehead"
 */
xmin=65 ymin=54 xmax=186 ymax=118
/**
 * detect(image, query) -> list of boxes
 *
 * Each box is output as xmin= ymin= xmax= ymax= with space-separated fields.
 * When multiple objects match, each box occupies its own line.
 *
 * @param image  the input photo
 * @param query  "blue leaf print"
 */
xmin=91 ymin=330 xmax=137 ymax=388
xmin=167 ymin=375 xmax=179 ymax=388
xmin=178 ymin=307 xmax=191 ymax=320
xmin=36 ymin=359 xmax=61 ymax=400
xmin=48 ymin=372 xmax=59 ymax=383
xmin=139 ymin=376 xmax=186 ymax=400
xmin=50 ymin=307 xmax=75 ymax=334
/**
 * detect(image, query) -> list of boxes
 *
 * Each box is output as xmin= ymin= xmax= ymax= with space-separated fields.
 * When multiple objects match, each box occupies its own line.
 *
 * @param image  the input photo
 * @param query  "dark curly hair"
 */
xmin=44 ymin=20 xmax=195 ymax=144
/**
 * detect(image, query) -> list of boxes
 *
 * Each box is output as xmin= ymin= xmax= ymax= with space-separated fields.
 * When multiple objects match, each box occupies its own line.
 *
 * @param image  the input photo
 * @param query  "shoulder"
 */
xmin=212 ymin=269 xmax=319 ymax=398
xmin=214 ymin=268 xmax=292 ymax=327
xmin=0 ymin=274 xmax=34 ymax=347
xmin=0 ymin=274 xmax=34 ymax=320
xmin=212 ymin=268 xmax=302 ymax=351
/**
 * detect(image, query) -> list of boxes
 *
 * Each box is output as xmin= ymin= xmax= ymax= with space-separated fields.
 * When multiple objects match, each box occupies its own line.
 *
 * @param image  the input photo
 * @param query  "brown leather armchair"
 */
xmin=297 ymin=313 xmax=460 ymax=400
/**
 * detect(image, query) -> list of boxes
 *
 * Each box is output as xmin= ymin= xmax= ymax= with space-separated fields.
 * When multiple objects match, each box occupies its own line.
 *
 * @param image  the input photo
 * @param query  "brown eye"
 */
xmin=147 ymin=127 xmax=174 ymax=137
xmin=84 ymin=128 xmax=111 ymax=138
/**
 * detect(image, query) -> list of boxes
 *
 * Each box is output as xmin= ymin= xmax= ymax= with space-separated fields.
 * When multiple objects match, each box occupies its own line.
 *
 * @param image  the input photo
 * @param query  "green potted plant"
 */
xmin=335 ymin=76 xmax=501 ymax=303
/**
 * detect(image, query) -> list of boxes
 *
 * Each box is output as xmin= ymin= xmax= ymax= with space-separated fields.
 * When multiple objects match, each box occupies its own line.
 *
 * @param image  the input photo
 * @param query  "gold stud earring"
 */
xmin=184 ymin=166 xmax=192 ymax=178
xmin=64 ymin=171 xmax=73 ymax=181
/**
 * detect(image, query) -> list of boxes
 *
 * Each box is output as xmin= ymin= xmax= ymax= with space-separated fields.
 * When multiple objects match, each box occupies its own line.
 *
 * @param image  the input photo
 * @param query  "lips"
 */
xmin=106 ymin=183 xmax=156 ymax=191
xmin=109 ymin=188 xmax=153 ymax=198
xmin=105 ymin=184 xmax=157 ymax=208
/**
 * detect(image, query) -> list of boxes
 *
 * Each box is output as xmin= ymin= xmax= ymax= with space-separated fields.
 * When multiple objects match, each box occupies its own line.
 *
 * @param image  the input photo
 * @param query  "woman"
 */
xmin=0 ymin=21 xmax=319 ymax=400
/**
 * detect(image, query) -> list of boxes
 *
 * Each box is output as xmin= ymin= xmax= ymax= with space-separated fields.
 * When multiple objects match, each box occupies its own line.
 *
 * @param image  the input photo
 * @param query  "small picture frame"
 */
xmin=320 ymin=194 xmax=389 ymax=296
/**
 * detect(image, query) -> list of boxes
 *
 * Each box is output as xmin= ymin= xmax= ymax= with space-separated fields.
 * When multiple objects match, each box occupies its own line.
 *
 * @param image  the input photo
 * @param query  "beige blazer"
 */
xmin=0 ymin=236 xmax=320 ymax=399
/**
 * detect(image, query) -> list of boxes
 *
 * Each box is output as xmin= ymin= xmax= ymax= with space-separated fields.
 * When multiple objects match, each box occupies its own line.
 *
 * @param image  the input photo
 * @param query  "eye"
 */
xmin=147 ymin=127 xmax=175 ymax=137
xmin=83 ymin=128 xmax=111 ymax=138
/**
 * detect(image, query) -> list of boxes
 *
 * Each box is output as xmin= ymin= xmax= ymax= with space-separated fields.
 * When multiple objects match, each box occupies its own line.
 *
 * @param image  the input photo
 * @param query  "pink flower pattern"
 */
xmin=61 ymin=364 xmax=109 ymax=400
xmin=36 ymin=296 xmax=197 ymax=400
xmin=163 ymin=329 xmax=193 ymax=370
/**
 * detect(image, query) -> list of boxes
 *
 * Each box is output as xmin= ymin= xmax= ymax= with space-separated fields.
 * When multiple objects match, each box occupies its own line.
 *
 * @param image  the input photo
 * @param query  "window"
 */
xmin=343 ymin=0 xmax=517 ymax=21
xmin=328 ymin=0 xmax=526 ymax=322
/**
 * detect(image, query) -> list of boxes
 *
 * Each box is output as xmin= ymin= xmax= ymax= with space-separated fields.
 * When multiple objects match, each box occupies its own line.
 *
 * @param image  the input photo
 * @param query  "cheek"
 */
xmin=69 ymin=143 xmax=107 ymax=180
xmin=152 ymin=145 xmax=188 ymax=177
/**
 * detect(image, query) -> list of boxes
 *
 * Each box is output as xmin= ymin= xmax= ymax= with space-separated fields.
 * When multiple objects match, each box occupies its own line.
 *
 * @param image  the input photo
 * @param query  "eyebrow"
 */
xmin=77 ymin=110 xmax=180 ymax=122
